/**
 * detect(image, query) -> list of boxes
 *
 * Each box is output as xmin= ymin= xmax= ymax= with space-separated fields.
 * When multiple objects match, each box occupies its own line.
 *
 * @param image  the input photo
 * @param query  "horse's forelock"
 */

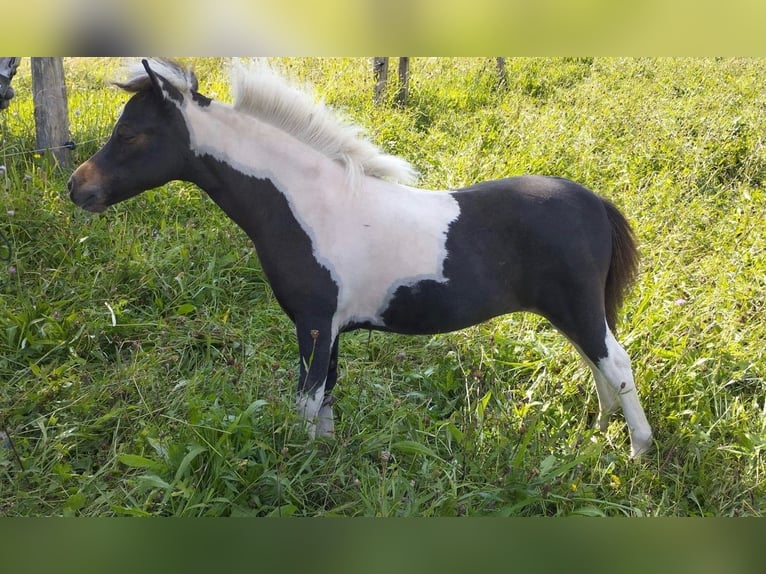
xmin=114 ymin=58 xmax=197 ymax=95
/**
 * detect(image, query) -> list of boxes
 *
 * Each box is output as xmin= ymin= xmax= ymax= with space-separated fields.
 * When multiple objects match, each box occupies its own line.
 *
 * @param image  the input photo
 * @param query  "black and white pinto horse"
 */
xmin=68 ymin=59 xmax=652 ymax=457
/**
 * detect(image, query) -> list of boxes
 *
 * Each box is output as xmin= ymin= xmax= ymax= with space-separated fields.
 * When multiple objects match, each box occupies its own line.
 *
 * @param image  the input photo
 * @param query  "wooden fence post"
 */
xmin=496 ymin=57 xmax=508 ymax=87
xmin=373 ymin=57 xmax=389 ymax=104
xmin=31 ymin=58 xmax=71 ymax=169
xmin=396 ymin=57 xmax=410 ymax=106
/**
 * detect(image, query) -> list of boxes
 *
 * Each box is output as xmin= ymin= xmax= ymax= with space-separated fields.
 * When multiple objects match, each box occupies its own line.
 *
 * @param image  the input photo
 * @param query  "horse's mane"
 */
xmin=117 ymin=59 xmax=418 ymax=188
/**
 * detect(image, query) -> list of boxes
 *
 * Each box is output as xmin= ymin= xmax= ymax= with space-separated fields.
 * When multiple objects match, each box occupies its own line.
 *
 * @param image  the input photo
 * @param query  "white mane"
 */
xmin=229 ymin=60 xmax=418 ymax=188
xmin=119 ymin=59 xmax=419 ymax=188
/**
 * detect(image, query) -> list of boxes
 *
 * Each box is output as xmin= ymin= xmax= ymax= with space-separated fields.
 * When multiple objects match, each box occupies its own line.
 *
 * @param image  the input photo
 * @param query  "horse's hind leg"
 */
xmin=571 ymin=321 xmax=652 ymax=457
xmin=572 ymin=347 xmax=620 ymax=431
xmin=590 ymin=324 xmax=652 ymax=457
xmin=541 ymin=286 xmax=652 ymax=457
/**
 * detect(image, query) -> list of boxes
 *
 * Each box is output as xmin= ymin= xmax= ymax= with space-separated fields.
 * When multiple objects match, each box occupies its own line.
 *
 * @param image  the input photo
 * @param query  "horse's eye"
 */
xmin=116 ymin=126 xmax=136 ymax=142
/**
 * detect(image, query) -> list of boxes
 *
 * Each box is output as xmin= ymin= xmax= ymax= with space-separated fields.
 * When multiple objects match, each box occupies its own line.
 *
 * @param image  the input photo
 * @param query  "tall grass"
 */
xmin=0 ymin=57 xmax=763 ymax=516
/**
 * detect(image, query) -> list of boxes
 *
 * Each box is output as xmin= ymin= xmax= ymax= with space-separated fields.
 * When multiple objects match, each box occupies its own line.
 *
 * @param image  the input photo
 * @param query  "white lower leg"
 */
xmin=598 ymin=328 xmax=653 ymax=457
xmin=576 ymin=347 xmax=620 ymax=431
xmin=618 ymin=389 xmax=653 ymax=457
xmin=296 ymin=383 xmax=325 ymax=440
xmin=593 ymin=369 xmax=620 ymax=431
xmin=316 ymin=401 xmax=335 ymax=437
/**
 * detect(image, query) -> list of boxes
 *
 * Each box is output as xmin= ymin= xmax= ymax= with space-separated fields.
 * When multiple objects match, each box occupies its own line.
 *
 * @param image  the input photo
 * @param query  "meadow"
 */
xmin=0 ymin=57 xmax=763 ymax=516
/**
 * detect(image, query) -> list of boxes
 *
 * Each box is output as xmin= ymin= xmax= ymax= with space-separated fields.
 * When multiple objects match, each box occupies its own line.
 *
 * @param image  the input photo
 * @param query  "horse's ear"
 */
xmin=142 ymin=59 xmax=165 ymax=99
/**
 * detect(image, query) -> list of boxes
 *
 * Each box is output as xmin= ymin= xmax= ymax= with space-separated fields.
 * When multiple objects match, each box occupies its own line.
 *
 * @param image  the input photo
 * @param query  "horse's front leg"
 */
xmin=294 ymin=318 xmax=336 ymax=439
xmin=316 ymin=337 xmax=339 ymax=437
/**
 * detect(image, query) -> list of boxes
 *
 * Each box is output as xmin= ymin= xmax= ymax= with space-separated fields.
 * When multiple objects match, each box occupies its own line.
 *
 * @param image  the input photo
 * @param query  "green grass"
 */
xmin=0 ymin=57 xmax=763 ymax=516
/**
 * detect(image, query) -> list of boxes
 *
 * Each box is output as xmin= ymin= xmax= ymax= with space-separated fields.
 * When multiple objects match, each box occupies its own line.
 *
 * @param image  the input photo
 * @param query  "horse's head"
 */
xmin=68 ymin=59 xmax=199 ymax=213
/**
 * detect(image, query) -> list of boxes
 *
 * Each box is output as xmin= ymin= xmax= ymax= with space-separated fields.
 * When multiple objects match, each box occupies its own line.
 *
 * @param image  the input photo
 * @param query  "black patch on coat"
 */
xmin=158 ymin=77 xmax=184 ymax=104
xmin=379 ymin=176 xmax=611 ymax=361
xmin=186 ymin=157 xmax=339 ymax=323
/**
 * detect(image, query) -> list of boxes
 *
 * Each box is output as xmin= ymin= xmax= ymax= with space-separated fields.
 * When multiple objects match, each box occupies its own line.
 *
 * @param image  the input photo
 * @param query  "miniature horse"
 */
xmin=68 ymin=59 xmax=652 ymax=456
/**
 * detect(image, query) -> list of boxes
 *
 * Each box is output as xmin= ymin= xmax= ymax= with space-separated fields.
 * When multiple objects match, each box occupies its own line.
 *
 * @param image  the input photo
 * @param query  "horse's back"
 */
xmin=448 ymin=175 xmax=614 ymax=269
xmin=454 ymin=175 xmax=609 ymax=220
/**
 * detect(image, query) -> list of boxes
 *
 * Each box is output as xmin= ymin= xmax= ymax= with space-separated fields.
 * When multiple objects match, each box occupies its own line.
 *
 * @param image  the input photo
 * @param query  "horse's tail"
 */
xmin=602 ymin=198 xmax=639 ymax=334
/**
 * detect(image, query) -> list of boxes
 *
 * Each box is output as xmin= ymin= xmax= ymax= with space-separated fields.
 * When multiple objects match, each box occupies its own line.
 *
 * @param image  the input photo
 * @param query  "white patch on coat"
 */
xmin=180 ymin=100 xmax=461 ymax=334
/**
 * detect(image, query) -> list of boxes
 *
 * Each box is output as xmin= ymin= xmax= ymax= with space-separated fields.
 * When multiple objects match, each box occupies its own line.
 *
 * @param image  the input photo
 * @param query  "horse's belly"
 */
xmin=371 ymin=275 xmax=518 ymax=335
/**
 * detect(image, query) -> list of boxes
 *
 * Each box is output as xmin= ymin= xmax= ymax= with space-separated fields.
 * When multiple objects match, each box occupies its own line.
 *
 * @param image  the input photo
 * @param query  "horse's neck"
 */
xmin=182 ymin=100 xmax=349 ymax=237
xmin=184 ymin=100 xmax=336 ymax=189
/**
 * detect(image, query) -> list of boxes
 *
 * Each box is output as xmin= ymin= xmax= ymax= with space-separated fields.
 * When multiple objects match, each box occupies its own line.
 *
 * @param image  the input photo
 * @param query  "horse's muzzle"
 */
xmin=68 ymin=163 xmax=108 ymax=213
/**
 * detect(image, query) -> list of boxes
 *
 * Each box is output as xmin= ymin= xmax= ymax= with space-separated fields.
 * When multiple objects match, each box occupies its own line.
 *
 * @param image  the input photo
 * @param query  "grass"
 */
xmin=0 ymin=57 xmax=763 ymax=516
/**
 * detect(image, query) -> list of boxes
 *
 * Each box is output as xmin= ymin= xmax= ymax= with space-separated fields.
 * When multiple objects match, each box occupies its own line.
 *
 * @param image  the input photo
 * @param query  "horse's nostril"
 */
xmin=66 ymin=177 xmax=74 ymax=193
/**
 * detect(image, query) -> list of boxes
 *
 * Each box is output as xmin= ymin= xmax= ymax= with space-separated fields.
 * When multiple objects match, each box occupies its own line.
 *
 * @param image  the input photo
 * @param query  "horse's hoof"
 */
xmin=629 ymin=432 xmax=653 ymax=458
